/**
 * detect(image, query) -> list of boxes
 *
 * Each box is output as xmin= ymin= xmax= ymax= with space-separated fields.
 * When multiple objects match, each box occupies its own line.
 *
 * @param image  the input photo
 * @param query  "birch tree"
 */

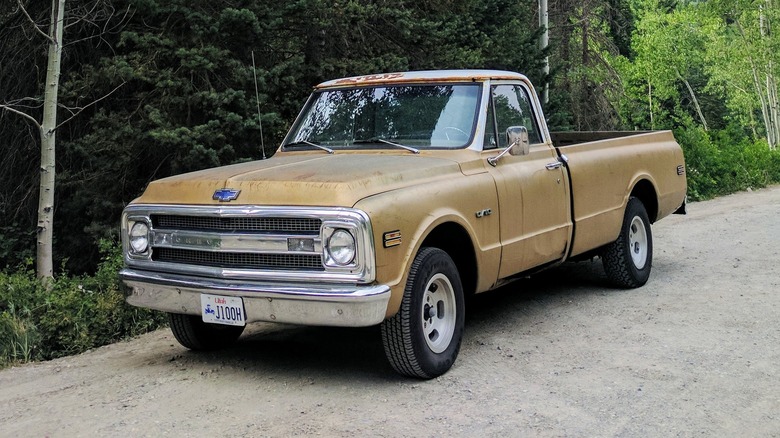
xmin=624 ymin=2 xmax=714 ymax=130
xmin=0 ymin=0 xmax=66 ymax=284
xmin=705 ymin=0 xmax=779 ymax=149
xmin=1 ymin=0 xmax=127 ymax=281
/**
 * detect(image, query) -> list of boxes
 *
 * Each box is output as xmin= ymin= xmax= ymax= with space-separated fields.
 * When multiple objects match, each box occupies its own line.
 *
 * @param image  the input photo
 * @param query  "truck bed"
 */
xmin=550 ymin=131 xmax=651 ymax=147
xmin=549 ymin=130 xmax=687 ymax=258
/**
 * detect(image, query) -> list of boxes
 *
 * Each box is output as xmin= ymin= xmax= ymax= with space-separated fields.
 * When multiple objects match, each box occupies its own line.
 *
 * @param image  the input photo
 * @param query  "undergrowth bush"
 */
xmin=675 ymin=125 xmax=780 ymax=200
xmin=0 ymin=240 xmax=167 ymax=368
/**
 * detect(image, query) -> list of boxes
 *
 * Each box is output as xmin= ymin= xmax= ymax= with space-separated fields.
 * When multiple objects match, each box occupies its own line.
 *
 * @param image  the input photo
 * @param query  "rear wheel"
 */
xmin=602 ymin=197 xmax=653 ymax=288
xmin=168 ymin=313 xmax=244 ymax=350
xmin=381 ymin=247 xmax=465 ymax=379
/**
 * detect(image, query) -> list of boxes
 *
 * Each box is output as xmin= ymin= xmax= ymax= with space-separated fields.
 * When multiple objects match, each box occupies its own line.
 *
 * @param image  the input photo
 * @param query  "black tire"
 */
xmin=602 ymin=197 xmax=653 ymax=288
xmin=168 ymin=313 xmax=244 ymax=350
xmin=381 ymin=247 xmax=465 ymax=379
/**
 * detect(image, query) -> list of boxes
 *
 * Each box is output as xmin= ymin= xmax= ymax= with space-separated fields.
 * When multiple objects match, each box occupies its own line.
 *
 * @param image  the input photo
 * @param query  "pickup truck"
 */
xmin=120 ymin=70 xmax=687 ymax=378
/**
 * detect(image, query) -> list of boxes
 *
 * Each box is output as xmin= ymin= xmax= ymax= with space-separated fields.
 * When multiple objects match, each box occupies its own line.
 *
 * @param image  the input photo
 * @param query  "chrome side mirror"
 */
xmin=487 ymin=126 xmax=530 ymax=167
xmin=506 ymin=126 xmax=530 ymax=156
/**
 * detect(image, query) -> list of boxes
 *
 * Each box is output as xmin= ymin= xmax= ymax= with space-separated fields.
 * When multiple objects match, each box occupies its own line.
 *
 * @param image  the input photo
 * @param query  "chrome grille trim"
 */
xmin=150 ymin=229 xmax=323 ymax=254
xmin=152 ymin=215 xmax=321 ymax=234
xmin=154 ymin=248 xmax=325 ymax=271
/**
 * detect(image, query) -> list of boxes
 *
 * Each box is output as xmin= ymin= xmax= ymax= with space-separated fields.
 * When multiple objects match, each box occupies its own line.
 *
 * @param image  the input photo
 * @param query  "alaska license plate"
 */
xmin=200 ymin=294 xmax=246 ymax=326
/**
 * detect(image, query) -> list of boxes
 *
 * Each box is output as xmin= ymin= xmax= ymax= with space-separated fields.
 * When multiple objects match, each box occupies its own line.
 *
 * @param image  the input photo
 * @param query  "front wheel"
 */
xmin=602 ymin=197 xmax=653 ymax=288
xmin=168 ymin=313 xmax=244 ymax=350
xmin=381 ymin=247 xmax=465 ymax=379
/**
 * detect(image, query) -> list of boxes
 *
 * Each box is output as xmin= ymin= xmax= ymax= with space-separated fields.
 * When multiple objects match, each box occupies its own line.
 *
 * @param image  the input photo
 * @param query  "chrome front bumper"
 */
xmin=120 ymin=269 xmax=391 ymax=327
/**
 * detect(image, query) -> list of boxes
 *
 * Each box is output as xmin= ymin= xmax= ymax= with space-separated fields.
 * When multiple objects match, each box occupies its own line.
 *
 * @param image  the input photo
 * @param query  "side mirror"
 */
xmin=487 ymin=126 xmax=530 ymax=167
xmin=506 ymin=126 xmax=530 ymax=156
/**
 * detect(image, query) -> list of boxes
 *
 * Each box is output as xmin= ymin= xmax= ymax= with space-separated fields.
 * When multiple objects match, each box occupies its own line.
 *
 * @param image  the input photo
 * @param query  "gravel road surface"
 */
xmin=1 ymin=186 xmax=778 ymax=437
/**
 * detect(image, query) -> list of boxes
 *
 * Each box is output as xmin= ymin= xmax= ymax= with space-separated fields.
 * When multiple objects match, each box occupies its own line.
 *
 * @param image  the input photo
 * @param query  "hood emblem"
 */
xmin=213 ymin=188 xmax=241 ymax=202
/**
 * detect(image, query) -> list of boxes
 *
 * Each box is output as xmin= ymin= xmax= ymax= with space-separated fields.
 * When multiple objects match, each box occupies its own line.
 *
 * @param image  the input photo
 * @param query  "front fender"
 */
xmin=354 ymin=172 xmax=501 ymax=318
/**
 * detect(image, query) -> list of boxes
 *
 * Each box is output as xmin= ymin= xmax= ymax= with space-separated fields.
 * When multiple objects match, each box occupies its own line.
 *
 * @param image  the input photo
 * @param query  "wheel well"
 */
xmin=631 ymin=179 xmax=659 ymax=222
xmin=420 ymin=223 xmax=477 ymax=296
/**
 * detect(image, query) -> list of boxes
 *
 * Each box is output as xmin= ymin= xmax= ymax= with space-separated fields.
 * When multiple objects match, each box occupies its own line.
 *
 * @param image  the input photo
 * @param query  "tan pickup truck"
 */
xmin=120 ymin=70 xmax=686 ymax=378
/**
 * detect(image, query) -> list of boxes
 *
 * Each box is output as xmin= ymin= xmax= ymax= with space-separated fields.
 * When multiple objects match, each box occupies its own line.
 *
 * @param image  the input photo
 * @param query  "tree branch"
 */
xmin=53 ymin=81 xmax=126 ymax=132
xmin=64 ymin=0 xmax=102 ymax=29
xmin=16 ymin=0 xmax=55 ymax=44
xmin=5 ymin=97 xmax=43 ymax=110
xmin=675 ymin=68 xmax=709 ymax=131
xmin=0 ymin=104 xmax=42 ymax=129
xmin=63 ymin=4 xmax=132 ymax=51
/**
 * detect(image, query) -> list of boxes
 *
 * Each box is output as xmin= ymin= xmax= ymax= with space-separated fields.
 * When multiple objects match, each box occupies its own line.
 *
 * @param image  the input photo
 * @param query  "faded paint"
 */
xmin=124 ymin=70 xmax=687 ymax=323
xmin=136 ymin=152 xmax=464 ymax=208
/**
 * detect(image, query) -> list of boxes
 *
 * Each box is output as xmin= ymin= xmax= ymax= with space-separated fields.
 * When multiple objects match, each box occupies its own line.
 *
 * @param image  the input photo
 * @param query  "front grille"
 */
xmin=152 ymin=215 xmax=321 ymax=234
xmin=154 ymin=248 xmax=324 ymax=271
xmin=125 ymin=206 xmax=370 ymax=282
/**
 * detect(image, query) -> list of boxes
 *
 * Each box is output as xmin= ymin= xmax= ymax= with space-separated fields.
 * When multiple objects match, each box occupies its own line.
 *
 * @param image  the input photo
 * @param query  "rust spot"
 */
xmin=334 ymin=73 xmax=404 ymax=85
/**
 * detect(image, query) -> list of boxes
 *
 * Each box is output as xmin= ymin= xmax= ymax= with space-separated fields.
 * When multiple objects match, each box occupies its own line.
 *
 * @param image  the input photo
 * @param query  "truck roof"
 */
xmin=315 ymin=69 xmax=529 ymax=89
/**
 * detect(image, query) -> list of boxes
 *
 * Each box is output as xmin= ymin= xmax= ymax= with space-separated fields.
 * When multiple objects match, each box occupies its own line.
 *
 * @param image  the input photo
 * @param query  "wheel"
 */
xmin=381 ymin=247 xmax=465 ymax=379
xmin=168 ymin=313 xmax=245 ymax=350
xmin=602 ymin=197 xmax=653 ymax=288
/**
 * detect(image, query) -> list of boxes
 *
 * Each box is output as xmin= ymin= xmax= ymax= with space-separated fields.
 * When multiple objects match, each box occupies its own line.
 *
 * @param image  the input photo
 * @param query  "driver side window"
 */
xmin=489 ymin=84 xmax=542 ymax=147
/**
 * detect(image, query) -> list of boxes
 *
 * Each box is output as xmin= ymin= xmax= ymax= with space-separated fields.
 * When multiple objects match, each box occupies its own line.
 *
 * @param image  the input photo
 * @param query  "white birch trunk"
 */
xmin=676 ymin=69 xmax=709 ymax=131
xmin=767 ymin=63 xmax=779 ymax=149
xmin=648 ymin=79 xmax=654 ymax=130
xmin=761 ymin=2 xmax=779 ymax=149
xmin=750 ymin=62 xmax=772 ymax=147
xmin=738 ymin=19 xmax=773 ymax=148
xmin=539 ymin=0 xmax=549 ymax=104
xmin=37 ymin=0 xmax=66 ymax=283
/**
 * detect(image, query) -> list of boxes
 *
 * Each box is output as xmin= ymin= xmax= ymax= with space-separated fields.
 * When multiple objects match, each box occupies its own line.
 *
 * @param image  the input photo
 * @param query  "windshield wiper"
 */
xmin=353 ymin=138 xmax=419 ymax=154
xmin=284 ymin=140 xmax=334 ymax=154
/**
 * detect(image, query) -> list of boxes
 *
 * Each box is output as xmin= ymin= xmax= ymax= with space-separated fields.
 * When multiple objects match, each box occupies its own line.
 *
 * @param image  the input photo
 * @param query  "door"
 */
xmin=483 ymin=83 xmax=572 ymax=278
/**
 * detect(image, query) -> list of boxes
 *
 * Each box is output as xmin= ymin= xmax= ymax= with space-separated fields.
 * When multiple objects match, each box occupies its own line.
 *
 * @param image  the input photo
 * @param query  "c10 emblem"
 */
xmin=476 ymin=209 xmax=492 ymax=218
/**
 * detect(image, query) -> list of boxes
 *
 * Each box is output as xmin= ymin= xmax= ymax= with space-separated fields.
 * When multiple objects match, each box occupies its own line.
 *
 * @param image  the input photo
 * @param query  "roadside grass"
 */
xmin=0 ymin=240 xmax=167 ymax=369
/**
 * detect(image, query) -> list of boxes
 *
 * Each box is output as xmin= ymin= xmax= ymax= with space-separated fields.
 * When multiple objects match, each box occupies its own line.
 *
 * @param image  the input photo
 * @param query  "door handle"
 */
xmin=545 ymin=161 xmax=563 ymax=170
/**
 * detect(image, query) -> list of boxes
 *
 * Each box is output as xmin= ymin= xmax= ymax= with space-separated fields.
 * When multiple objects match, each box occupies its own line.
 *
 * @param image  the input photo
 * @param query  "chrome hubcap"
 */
xmin=628 ymin=216 xmax=648 ymax=269
xmin=421 ymin=273 xmax=456 ymax=353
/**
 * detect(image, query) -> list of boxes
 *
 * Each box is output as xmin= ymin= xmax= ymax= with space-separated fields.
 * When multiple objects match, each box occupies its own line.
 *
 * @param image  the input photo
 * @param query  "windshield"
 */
xmin=284 ymin=83 xmax=481 ymax=150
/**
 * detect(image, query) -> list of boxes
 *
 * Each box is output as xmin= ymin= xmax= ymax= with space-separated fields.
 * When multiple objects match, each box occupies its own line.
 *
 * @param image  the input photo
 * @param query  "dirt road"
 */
xmin=1 ymin=186 xmax=778 ymax=437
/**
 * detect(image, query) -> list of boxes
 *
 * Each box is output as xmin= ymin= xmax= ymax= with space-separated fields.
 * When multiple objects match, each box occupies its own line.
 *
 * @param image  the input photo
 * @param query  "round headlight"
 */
xmin=327 ymin=229 xmax=356 ymax=265
xmin=129 ymin=222 xmax=150 ymax=254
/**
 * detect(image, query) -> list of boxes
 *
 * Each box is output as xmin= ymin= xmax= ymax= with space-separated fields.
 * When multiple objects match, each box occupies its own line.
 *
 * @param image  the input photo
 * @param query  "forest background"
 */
xmin=1 ymin=0 xmax=779 ymax=365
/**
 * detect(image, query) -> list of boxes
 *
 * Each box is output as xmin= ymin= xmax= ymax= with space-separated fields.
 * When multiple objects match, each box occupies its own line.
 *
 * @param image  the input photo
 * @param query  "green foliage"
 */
xmin=612 ymin=0 xmax=779 ymax=201
xmin=0 ymin=240 xmax=167 ymax=368
xmin=703 ymin=0 xmax=780 ymax=147
xmin=0 ymin=224 xmax=35 ymax=268
xmin=676 ymin=122 xmax=780 ymax=200
xmin=0 ymin=304 xmax=40 ymax=365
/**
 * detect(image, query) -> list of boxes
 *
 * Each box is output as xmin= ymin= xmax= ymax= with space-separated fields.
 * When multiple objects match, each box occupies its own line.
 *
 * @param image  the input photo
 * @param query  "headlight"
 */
xmin=327 ymin=229 xmax=356 ymax=265
xmin=129 ymin=221 xmax=150 ymax=254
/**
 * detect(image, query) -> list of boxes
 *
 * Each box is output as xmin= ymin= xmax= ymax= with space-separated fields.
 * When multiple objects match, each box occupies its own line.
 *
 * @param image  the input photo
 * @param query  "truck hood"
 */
xmin=134 ymin=152 xmax=463 ymax=207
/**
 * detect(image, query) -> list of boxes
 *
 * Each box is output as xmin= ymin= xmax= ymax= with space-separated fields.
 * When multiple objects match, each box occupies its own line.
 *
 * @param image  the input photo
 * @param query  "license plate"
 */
xmin=200 ymin=294 xmax=246 ymax=326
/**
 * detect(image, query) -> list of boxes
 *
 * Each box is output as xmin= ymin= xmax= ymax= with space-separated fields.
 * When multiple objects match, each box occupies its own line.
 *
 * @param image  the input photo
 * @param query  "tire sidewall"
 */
xmin=623 ymin=198 xmax=653 ymax=284
xmin=169 ymin=313 xmax=244 ymax=350
xmin=406 ymin=249 xmax=465 ymax=377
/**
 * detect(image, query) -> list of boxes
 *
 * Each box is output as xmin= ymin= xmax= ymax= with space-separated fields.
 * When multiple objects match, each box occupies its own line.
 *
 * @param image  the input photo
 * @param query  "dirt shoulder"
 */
xmin=1 ymin=186 xmax=778 ymax=437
